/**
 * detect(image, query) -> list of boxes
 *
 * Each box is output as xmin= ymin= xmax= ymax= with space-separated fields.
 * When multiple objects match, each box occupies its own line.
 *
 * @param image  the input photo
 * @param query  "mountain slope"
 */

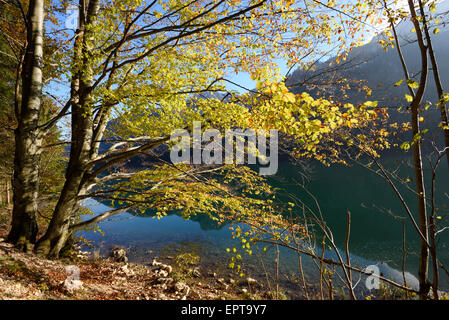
xmin=286 ymin=4 xmax=449 ymax=139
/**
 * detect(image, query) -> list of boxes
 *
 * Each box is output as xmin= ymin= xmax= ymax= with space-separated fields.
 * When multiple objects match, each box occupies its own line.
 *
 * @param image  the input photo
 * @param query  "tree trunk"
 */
xmin=411 ymin=103 xmax=430 ymax=298
xmin=418 ymin=0 xmax=449 ymax=169
xmin=407 ymin=0 xmax=430 ymax=298
xmin=35 ymin=0 xmax=99 ymax=258
xmin=35 ymin=136 xmax=93 ymax=258
xmin=34 ymin=154 xmax=90 ymax=258
xmin=6 ymin=178 xmax=11 ymax=205
xmin=7 ymin=0 xmax=45 ymax=251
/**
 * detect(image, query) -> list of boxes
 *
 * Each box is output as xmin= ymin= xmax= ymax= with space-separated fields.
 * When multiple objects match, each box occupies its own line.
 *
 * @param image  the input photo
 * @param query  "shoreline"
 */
xmin=0 ymin=206 xmax=297 ymax=300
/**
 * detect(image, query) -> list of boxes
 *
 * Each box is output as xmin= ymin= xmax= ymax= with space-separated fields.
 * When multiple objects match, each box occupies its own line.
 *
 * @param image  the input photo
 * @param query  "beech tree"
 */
xmin=4 ymin=0 xmax=387 ymax=259
xmin=1 ymin=0 xmax=68 ymax=249
xmin=7 ymin=0 xmax=45 ymax=249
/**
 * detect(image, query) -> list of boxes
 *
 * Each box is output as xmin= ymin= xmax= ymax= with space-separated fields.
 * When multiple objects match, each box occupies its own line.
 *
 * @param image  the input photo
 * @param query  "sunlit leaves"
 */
xmin=405 ymin=94 xmax=413 ymax=103
xmin=241 ymin=80 xmax=390 ymax=164
xmin=406 ymin=80 xmax=419 ymax=89
xmin=394 ymin=79 xmax=404 ymax=87
xmin=400 ymin=141 xmax=410 ymax=151
xmin=429 ymin=2 xmax=437 ymax=13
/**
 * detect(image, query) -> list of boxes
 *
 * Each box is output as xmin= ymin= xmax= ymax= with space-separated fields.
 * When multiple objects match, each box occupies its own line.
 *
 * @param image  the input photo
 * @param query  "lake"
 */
xmin=77 ymin=155 xmax=449 ymax=298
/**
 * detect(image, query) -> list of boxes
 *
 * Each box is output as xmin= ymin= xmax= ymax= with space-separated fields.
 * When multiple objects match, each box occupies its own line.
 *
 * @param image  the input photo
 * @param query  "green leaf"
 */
xmin=394 ymin=79 xmax=404 ymax=87
xmin=429 ymin=2 xmax=437 ymax=13
xmin=404 ymin=94 xmax=413 ymax=103
xmin=406 ymin=80 xmax=419 ymax=89
xmin=400 ymin=141 xmax=410 ymax=151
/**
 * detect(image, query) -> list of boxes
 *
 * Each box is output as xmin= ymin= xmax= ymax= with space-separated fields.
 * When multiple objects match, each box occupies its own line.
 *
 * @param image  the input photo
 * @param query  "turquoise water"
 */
xmin=78 ymin=158 xmax=449 ymax=297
